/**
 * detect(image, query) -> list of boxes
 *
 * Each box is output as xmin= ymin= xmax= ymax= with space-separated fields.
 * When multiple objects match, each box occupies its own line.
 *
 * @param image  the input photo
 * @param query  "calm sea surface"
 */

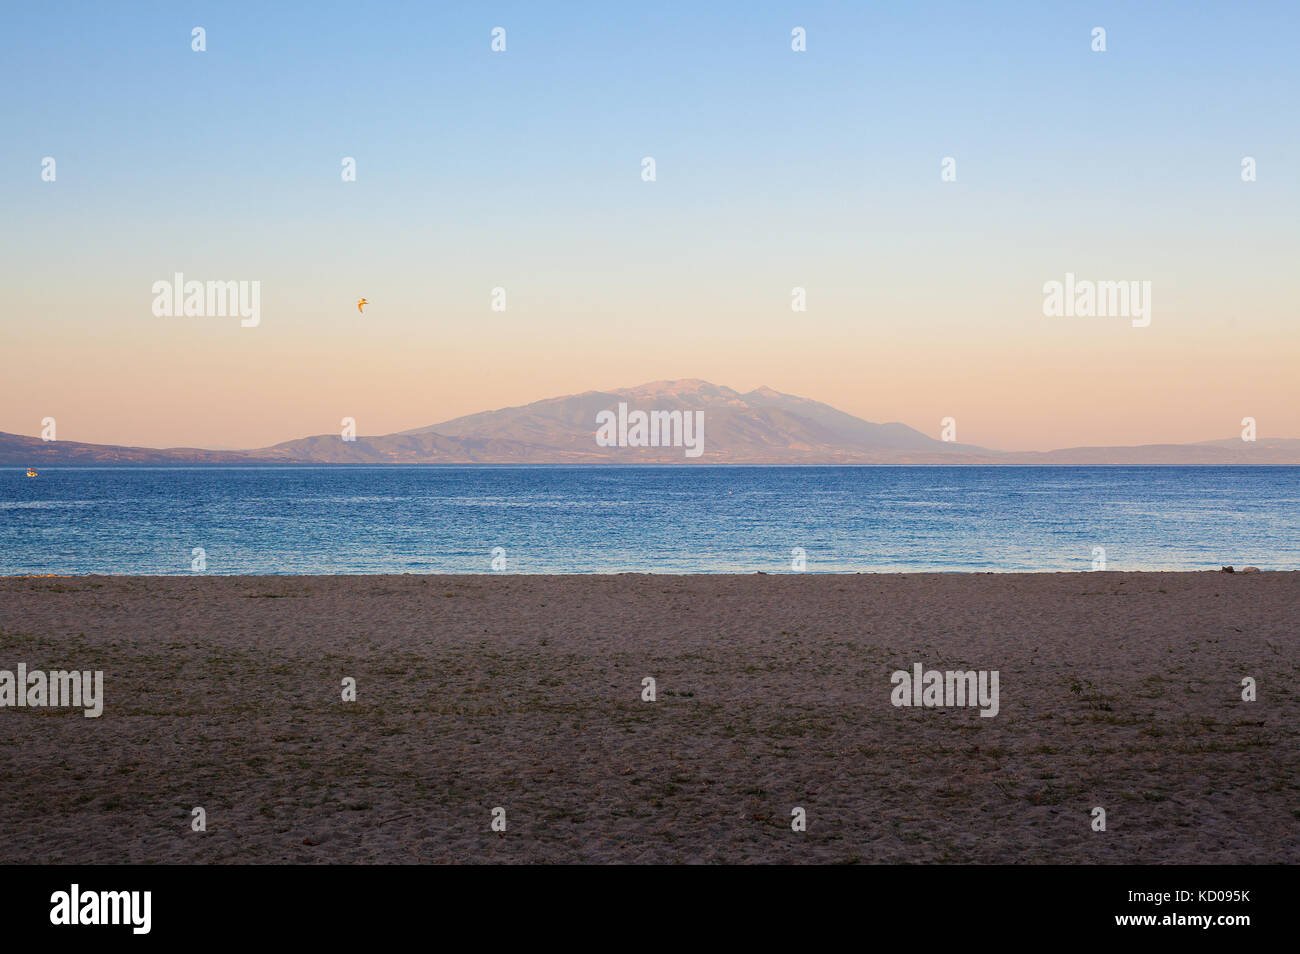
xmin=1 ymin=466 xmax=1297 ymax=574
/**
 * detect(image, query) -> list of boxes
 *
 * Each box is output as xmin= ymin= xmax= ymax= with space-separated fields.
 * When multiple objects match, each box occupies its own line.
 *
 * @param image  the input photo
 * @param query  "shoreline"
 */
xmin=3 ymin=569 xmax=1293 ymax=579
xmin=9 ymin=463 xmax=1300 ymax=468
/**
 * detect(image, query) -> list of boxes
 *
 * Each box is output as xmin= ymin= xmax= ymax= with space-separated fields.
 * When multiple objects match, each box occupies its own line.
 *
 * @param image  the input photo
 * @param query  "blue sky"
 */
xmin=6 ymin=1 xmax=1296 ymax=239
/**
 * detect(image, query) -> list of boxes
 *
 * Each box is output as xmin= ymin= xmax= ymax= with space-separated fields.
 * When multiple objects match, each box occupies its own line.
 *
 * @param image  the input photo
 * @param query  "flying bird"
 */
xmin=356 ymin=298 xmax=368 ymax=313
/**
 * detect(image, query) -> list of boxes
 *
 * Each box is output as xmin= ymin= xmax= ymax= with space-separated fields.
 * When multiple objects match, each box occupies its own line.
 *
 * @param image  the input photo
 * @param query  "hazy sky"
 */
xmin=2 ymin=1 xmax=1297 ymax=451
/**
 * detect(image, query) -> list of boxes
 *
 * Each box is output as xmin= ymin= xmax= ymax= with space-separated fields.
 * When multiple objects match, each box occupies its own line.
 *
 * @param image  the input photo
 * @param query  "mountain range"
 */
xmin=3 ymin=380 xmax=1298 ymax=465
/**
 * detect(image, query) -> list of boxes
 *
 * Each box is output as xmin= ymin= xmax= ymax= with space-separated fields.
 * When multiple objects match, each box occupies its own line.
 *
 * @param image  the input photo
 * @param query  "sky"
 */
xmin=1 ymin=1 xmax=1297 ymax=451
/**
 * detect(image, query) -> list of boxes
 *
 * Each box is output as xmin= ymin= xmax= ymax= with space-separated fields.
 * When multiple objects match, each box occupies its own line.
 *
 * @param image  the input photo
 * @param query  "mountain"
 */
xmin=2 ymin=379 xmax=1297 ymax=465
xmin=395 ymin=380 xmax=985 ymax=462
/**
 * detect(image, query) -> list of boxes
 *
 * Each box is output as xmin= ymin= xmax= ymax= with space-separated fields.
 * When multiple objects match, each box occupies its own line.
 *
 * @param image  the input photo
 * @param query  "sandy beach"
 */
xmin=0 ymin=572 xmax=1295 ymax=864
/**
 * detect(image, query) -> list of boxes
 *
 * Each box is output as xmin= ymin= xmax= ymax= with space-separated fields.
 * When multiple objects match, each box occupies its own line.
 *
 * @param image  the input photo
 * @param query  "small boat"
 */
xmin=26 ymin=467 xmax=37 ymax=478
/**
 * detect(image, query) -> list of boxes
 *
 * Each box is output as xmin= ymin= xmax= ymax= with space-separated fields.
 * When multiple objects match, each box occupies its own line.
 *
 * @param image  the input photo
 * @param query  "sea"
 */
xmin=2 ymin=466 xmax=1297 ymax=575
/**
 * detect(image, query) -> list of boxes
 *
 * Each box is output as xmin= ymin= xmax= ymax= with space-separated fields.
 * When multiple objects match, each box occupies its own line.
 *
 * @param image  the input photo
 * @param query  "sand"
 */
xmin=0 ymin=572 xmax=1295 ymax=864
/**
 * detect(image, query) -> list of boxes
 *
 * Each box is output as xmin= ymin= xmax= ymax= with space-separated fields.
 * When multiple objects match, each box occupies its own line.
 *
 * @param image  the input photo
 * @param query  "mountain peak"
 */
xmin=613 ymin=378 xmax=734 ymax=398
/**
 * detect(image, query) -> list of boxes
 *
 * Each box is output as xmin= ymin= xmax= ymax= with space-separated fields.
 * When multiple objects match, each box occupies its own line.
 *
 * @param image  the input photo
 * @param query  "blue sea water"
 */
xmin=1 ymin=466 xmax=1297 ymax=575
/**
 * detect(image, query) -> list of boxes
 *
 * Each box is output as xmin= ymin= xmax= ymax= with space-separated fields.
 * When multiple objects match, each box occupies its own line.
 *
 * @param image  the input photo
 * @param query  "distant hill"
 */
xmin=2 ymin=379 xmax=1298 ymax=465
xmin=0 ymin=432 xmax=272 ymax=465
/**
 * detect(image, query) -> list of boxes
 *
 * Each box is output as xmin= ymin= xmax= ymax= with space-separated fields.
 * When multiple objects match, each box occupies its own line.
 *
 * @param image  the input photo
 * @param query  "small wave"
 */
xmin=0 ymin=500 xmax=96 ymax=510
